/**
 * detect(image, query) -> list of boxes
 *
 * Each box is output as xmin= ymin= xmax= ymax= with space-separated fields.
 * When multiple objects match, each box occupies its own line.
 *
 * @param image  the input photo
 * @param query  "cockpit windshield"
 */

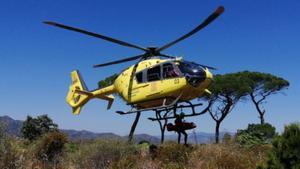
xmin=178 ymin=61 xmax=204 ymax=76
xmin=177 ymin=60 xmax=206 ymax=87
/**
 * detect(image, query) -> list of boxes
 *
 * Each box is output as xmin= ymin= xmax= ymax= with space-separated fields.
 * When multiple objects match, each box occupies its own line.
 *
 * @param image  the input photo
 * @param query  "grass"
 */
xmin=0 ymin=135 xmax=272 ymax=169
xmin=189 ymin=143 xmax=271 ymax=169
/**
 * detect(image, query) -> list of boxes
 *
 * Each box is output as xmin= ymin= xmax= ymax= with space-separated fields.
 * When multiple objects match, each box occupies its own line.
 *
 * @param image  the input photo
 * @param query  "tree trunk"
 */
xmin=256 ymin=106 xmax=265 ymax=125
xmin=160 ymin=126 xmax=165 ymax=144
xmin=215 ymin=122 xmax=220 ymax=143
xmin=250 ymin=93 xmax=265 ymax=124
xmin=157 ymin=119 xmax=165 ymax=144
xmin=128 ymin=111 xmax=141 ymax=143
xmin=259 ymin=112 xmax=265 ymax=124
xmin=156 ymin=111 xmax=168 ymax=144
xmin=161 ymin=118 xmax=168 ymax=143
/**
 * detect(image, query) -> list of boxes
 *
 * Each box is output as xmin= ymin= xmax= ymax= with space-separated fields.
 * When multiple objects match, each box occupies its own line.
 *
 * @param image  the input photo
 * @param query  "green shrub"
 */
xmin=34 ymin=131 xmax=68 ymax=162
xmin=21 ymin=115 xmax=58 ymax=141
xmin=261 ymin=123 xmax=300 ymax=169
xmin=0 ymin=123 xmax=26 ymax=168
xmin=0 ymin=136 xmax=28 ymax=168
xmin=236 ymin=123 xmax=276 ymax=146
xmin=65 ymin=142 xmax=79 ymax=153
xmin=69 ymin=139 xmax=137 ymax=169
xmin=190 ymin=143 xmax=270 ymax=169
xmin=223 ymin=132 xmax=233 ymax=144
xmin=98 ymin=74 xmax=118 ymax=88
xmin=155 ymin=142 xmax=193 ymax=168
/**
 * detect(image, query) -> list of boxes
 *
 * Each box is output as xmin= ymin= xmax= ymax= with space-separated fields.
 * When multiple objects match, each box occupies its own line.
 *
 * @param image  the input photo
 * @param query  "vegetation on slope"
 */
xmin=1 ymin=119 xmax=300 ymax=169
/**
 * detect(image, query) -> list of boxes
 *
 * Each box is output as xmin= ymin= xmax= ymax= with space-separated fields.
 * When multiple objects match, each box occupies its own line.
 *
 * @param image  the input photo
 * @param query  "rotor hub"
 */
xmin=146 ymin=47 xmax=159 ymax=56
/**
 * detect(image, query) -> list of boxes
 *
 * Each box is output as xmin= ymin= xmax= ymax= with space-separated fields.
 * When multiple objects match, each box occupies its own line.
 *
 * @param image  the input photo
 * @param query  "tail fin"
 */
xmin=66 ymin=70 xmax=116 ymax=115
xmin=66 ymin=70 xmax=91 ymax=115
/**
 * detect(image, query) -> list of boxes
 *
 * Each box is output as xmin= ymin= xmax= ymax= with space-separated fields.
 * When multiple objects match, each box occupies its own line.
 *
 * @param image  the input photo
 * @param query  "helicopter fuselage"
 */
xmin=66 ymin=57 xmax=213 ymax=114
xmin=113 ymin=58 xmax=213 ymax=108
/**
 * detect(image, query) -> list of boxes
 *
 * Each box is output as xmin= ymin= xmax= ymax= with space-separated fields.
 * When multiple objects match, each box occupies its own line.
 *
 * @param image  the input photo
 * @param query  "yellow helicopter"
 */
xmin=44 ymin=6 xmax=224 ymax=116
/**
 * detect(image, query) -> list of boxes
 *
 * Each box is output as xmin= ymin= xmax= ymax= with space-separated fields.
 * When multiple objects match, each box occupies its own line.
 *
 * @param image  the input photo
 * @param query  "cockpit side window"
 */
xmin=163 ymin=63 xmax=180 ymax=79
xmin=147 ymin=65 xmax=161 ymax=82
xmin=135 ymin=71 xmax=143 ymax=83
xmin=178 ymin=62 xmax=187 ymax=75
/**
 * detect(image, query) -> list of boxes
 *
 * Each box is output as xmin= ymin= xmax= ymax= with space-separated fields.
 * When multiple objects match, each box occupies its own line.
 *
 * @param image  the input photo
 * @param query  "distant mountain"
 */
xmin=0 ymin=116 xmax=159 ymax=143
xmin=0 ymin=115 xmax=232 ymax=144
xmin=61 ymin=129 xmax=122 ymax=140
xmin=124 ymin=134 xmax=160 ymax=144
xmin=0 ymin=115 xmax=23 ymax=136
xmin=164 ymin=131 xmax=234 ymax=144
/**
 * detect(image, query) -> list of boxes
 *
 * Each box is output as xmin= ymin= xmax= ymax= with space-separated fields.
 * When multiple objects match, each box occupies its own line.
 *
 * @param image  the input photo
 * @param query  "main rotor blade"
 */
xmin=157 ymin=6 xmax=224 ymax=52
xmin=191 ymin=61 xmax=217 ymax=70
xmin=93 ymin=54 xmax=144 ymax=68
xmin=159 ymin=53 xmax=176 ymax=59
xmin=198 ymin=64 xmax=217 ymax=70
xmin=43 ymin=21 xmax=148 ymax=52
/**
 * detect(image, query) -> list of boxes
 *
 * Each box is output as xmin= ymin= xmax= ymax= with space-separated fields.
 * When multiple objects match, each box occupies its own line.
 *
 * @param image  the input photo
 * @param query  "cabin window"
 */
xmin=147 ymin=65 xmax=161 ymax=82
xmin=163 ymin=63 xmax=180 ymax=79
xmin=135 ymin=72 xmax=143 ymax=83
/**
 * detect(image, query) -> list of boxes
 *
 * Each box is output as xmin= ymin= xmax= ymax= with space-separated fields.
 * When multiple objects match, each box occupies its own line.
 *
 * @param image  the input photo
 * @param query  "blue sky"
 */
xmin=0 ymin=0 xmax=299 ymax=135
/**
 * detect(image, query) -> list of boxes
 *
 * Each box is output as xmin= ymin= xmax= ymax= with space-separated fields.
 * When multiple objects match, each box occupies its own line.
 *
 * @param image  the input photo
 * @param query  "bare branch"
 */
xmin=208 ymin=109 xmax=218 ymax=122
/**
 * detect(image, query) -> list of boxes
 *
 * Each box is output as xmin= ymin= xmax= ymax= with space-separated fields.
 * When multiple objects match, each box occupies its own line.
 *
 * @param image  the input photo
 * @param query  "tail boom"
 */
xmin=66 ymin=70 xmax=115 ymax=114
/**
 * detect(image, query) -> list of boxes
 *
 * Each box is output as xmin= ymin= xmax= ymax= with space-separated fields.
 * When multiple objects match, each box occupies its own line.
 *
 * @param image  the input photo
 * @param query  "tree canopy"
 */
xmin=210 ymin=73 xmax=251 ymax=99
xmin=238 ymin=71 xmax=289 ymax=124
xmin=98 ymin=74 xmax=119 ymax=88
xmin=205 ymin=73 xmax=250 ymax=143
xmin=236 ymin=123 xmax=276 ymax=146
xmin=21 ymin=115 xmax=58 ymax=141
xmin=261 ymin=123 xmax=300 ymax=169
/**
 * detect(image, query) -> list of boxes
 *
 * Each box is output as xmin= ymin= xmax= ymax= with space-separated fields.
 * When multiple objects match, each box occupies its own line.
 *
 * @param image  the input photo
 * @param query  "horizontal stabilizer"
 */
xmin=66 ymin=70 xmax=116 ymax=114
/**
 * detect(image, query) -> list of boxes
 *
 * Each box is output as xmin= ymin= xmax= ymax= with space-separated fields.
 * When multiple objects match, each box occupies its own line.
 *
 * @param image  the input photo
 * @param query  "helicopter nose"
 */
xmin=186 ymin=68 xmax=214 ymax=87
xmin=185 ymin=68 xmax=206 ymax=87
xmin=204 ymin=68 xmax=213 ymax=79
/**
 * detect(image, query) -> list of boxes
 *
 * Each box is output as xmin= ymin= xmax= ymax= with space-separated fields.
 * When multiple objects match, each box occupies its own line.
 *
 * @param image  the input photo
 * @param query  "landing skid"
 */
xmin=116 ymin=96 xmax=212 ymax=144
xmin=148 ymin=101 xmax=205 ymax=121
xmin=148 ymin=100 xmax=212 ymax=143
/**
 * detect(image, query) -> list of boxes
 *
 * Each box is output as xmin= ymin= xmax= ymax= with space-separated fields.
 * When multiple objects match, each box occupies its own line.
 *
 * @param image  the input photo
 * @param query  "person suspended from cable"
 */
xmin=175 ymin=113 xmax=188 ymax=145
xmin=166 ymin=112 xmax=196 ymax=145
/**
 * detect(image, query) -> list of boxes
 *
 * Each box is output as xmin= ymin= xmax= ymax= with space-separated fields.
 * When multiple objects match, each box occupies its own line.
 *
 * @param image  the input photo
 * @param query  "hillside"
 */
xmin=0 ymin=115 xmax=230 ymax=144
xmin=0 ymin=115 xmax=23 ymax=136
xmin=0 ymin=116 xmax=160 ymax=143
